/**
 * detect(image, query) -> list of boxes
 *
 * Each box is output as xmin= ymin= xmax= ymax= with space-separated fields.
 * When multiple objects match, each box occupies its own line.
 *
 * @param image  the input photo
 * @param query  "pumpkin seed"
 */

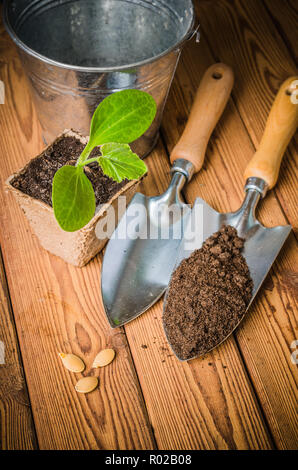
xmin=75 ymin=376 xmax=98 ymax=394
xmin=58 ymin=352 xmax=85 ymax=373
xmin=92 ymin=349 xmax=115 ymax=368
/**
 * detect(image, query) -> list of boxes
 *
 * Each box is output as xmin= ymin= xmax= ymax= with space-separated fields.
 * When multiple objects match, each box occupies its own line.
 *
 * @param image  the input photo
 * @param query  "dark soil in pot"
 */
xmin=11 ymin=136 xmax=127 ymax=207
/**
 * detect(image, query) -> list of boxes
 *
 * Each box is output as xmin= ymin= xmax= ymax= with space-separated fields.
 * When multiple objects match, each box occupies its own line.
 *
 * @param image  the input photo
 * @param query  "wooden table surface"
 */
xmin=0 ymin=0 xmax=297 ymax=450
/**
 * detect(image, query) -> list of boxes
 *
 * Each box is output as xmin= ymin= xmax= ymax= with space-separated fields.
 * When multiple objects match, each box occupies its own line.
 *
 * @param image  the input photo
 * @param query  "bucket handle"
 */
xmin=187 ymin=21 xmax=200 ymax=43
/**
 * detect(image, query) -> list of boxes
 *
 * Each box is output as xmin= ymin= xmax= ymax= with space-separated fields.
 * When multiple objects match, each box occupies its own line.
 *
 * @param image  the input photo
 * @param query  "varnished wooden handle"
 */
xmin=244 ymin=77 xmax=298 ymax=189
xmin=170 ymin=63 xmax=234 ymax=172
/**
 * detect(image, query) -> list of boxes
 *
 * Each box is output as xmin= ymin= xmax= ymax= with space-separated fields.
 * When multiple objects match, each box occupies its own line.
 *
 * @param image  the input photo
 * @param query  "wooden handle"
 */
xmin=170 ymin=63 xmax=234 ymax=172
xmin=244 ymin=76 xmax=298 ymax=189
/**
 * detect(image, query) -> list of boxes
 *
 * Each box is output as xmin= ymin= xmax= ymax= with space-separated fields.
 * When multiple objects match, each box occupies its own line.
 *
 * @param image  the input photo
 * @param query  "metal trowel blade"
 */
xmin=101 ymin=190 xmax=191 ymax=327
xmin=164 ymin=197 xmax=291 ymax=360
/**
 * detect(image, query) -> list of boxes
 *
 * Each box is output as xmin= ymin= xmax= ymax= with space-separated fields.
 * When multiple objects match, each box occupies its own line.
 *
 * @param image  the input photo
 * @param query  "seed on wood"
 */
xmin=75 ymin=376 xmax=98 ymax=394
xmin=58 ymin=352 xmax=85 ymax=373
xmin=92 ymin=349 xmax=115 ymax=368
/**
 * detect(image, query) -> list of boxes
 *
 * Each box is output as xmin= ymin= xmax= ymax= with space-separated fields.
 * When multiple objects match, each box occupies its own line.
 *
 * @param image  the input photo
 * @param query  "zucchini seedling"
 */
xmin=52 ymin=89 xmax=156 ymax=232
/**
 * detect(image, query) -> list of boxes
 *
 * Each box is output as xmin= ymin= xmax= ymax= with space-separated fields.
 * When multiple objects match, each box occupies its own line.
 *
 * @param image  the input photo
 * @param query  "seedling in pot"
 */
xmin=52 ymin=90 xmax=156 ymax=232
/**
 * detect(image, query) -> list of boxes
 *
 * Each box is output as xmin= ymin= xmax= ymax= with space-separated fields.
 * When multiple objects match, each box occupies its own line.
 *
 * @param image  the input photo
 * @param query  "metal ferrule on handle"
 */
xmin=162 ymin=159 xmax=195 ymax=209
xmin=159 ymin=170 xmax=188 ymax=208
xmin=171 ymin=158 xmax=195 ymax=182
xmin=244 ymin=177 xmax=268 ymax=198
xmin=232 ymin=178 xmax=268 ymax=232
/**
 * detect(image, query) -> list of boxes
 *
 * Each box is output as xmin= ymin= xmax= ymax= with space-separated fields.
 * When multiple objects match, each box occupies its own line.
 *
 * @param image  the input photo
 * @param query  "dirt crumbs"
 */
xmin=11 ymin=136 xmax=127 ymax=207
xmin=163 ymin=225 xmax=253 ymax=360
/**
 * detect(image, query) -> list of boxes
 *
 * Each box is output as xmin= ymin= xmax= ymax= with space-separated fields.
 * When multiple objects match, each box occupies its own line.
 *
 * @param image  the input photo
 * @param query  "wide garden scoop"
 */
xmin=163 ymin=76 xmax=298 ymax=361
xmin=102 ymin=63 xmax=234 ymax=327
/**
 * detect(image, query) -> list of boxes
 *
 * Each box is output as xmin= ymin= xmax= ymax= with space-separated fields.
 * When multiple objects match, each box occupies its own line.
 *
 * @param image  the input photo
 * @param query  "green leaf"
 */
xmin=88 ymin=89 xmax=156 ymax=146
xmin=52 ymin=165 xmax=96 ymax=232
xmin=98 ymin=143 xmax=147 ymax=182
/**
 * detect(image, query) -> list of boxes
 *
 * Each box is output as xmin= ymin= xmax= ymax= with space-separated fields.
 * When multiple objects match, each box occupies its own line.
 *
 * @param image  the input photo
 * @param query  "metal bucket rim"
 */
xmin=3 ymin=0 xmax=196 ymax=73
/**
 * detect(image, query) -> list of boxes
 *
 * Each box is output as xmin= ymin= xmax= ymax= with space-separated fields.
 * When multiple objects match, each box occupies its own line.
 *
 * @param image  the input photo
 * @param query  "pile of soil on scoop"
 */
xmin=163 ymin=225 xmax=253 ymax=360
xmin=11 ymin=136 xmax=128 ymax=207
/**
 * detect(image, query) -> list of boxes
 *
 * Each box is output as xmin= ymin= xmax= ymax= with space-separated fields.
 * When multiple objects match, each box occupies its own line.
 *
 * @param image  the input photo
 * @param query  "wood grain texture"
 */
xmin=196 ymin=0 xmax=298 ymax=231
xmin=161 ymin=3 xmax=298 ymax=448
xmin=0 ymin=0 xmax=297 ymax=451
xmin=263 ymin=0 xmax=298 ymax=65
xmin=0 ymin=19 xmax=155 ymax=450
xmin=0 ymin=249 xmax=38 ymax=450
xmin=124 ymin=144 xmax=272 ymax=450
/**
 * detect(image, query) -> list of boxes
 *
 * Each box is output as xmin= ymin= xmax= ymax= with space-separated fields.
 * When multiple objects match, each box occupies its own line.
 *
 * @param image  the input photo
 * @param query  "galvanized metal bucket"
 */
xmin=4 ymin=0 xmax=198 ymax=157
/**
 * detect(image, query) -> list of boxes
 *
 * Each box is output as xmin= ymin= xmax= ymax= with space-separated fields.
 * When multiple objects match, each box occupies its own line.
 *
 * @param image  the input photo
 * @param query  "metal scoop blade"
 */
xmin=101 ymin=168 xmax=192 ymax=327
xmin=163 ymin=179 xmax=291 ymax=361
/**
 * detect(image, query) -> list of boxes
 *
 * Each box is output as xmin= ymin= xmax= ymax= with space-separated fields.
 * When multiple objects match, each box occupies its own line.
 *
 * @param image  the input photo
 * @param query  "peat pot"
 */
xmin=6 ymin=130 xmax=143 ymax=267
xmin=4 ymin=0 xmax=198 ymax=156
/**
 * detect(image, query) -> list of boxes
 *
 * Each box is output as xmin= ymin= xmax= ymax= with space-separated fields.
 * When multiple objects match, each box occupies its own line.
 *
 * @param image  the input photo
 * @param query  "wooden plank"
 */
xmin=263 ymin=0 xmax=298 ymax=64
xmin=123 ymin=149 xmax=273 ymax=449
xmin=160 ymin=7 xmax=298 ymax=448
xmin=0 ymin=20 xmax=155 ymax=450
xmin=0 ymin=249 xmax=38 ymax=450
xmin=196 ymin=0 xmax=297 ymax=231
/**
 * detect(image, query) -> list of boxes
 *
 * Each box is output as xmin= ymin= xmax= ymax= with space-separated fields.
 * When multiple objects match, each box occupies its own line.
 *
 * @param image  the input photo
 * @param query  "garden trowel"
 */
xmin=163 ymin=76 xmax=297 ymax=360
xmin=102 ymin=63 xmax=234 ymax=327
